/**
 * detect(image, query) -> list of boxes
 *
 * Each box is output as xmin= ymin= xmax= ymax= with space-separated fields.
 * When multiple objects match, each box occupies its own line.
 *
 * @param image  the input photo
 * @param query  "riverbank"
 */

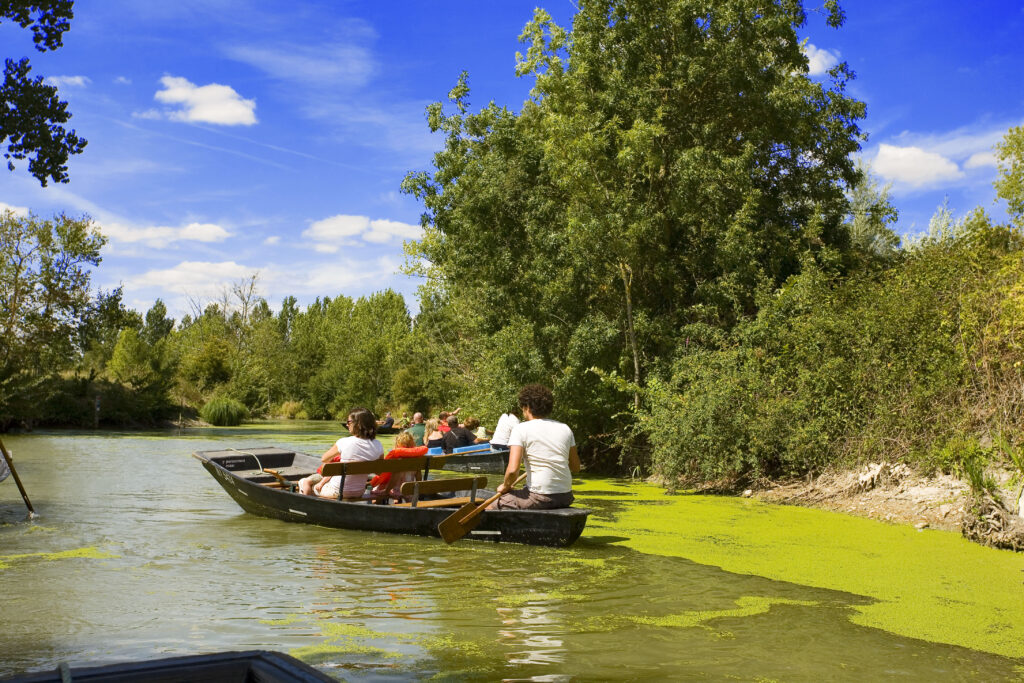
xmin=750 ymin=462 xmax=1024 ymax=550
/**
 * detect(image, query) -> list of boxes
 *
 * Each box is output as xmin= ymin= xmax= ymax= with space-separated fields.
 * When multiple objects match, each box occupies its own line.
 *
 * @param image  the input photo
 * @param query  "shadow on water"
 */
xmin=0 ymin=429 xmax=1022 ymax=681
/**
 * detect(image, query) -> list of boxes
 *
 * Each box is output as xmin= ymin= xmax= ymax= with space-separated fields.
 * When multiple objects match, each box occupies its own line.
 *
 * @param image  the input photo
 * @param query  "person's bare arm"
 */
xmin=320 ymin=444 xmax=339 ymax=463
xmin=497 ymin=446 xmax=524 ymax=494
xmin=569 ymin=446 xmax=581 ymax=474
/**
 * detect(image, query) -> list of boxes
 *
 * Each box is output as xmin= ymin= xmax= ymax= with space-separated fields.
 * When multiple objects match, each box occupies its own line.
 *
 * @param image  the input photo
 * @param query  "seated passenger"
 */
xmin=488 ymin=384 xmax=580 ymax=510
xmin=442 ymin=415 xmax=476 ymax=453
xmin=378 ymin=412 xmax=395 ymax=430
xmin=424 ymin=418 xmax=444 ymax=449
xmin=463 ymin=416 xmax=489 ymax=443
xmin=297 ymin=407 xmax=383 ymax=500
xmin=370 ymin=431 xmax=429 ymax=501
xmin=490 ymin=408 xmax=520 ymax=451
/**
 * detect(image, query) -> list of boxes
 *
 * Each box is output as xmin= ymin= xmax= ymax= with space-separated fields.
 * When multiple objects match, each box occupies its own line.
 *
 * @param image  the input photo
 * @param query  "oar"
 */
xmin=438 ymin=472 xmax=527 ymax=544
xmin=0 ymin=437 xmax=36 ymax=518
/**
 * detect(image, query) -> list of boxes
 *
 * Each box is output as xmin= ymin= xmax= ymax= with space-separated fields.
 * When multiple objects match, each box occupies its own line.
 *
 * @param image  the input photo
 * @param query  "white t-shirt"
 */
xmin=491 ymin=413 xmax=520 ymax=446
xmin=320 ymin=435 xmax=384 ymax=498
xmin=507 ymin=418 xmax=575 ymax=495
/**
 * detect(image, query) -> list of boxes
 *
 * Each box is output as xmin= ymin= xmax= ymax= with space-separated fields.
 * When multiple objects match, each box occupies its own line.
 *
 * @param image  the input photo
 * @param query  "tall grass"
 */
xmin=200 ymin=397 xmax=249 ymax=426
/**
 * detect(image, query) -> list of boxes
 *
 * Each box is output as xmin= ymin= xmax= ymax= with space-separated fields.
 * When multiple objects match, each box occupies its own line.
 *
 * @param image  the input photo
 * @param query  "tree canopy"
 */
xmin=403 ymin=0 xmax=867 ymax=461
xmin=1 ymin=0 xmax=86 ymax=185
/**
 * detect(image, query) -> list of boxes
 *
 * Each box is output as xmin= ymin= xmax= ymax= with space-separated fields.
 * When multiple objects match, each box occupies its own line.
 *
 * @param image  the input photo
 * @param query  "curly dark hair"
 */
xmin=346 ymin=407 xmax=377 ymax=439
xmin=518 ymin=384 xmax=554 ymax=418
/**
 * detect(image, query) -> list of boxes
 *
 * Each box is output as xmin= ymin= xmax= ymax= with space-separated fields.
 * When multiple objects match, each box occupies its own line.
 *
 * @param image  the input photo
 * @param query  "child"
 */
xmin=370 ymin=431 xmax=429 ymax=501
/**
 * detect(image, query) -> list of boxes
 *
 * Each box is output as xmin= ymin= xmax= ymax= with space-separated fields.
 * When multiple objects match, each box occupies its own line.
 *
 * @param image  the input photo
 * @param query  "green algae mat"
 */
xmin=573 ymin=477 xmax=1024 ymax=660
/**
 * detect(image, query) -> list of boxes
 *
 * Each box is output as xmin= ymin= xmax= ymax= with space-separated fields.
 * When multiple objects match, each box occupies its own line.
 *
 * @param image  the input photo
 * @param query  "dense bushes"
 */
xmin=200 ymin=397 xmax=249 ymax=426
xmin=642 ymin=219 xmax=1024 ymax=486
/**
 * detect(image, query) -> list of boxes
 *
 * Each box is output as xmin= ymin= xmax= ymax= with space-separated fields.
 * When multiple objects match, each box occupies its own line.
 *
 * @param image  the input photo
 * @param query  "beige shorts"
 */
xmin=494 ymin=488 xmax=574 ymax=510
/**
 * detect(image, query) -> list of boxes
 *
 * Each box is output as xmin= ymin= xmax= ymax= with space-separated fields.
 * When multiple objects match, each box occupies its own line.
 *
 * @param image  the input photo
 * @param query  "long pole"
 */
xmin=0 ymin=437 xmax=35 ymax=517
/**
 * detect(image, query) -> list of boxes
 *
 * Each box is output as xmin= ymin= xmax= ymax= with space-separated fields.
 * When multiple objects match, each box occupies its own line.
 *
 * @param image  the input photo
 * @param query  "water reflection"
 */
xmin=0 ymin=430 xmax=1021 ymax=681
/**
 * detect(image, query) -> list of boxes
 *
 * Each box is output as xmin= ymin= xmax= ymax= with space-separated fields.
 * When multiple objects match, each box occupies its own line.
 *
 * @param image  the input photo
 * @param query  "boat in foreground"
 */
xmin=3 ymin=650 xmax=333 ymax=682
xmin=194 ymin=446 xmax=590 ymax=547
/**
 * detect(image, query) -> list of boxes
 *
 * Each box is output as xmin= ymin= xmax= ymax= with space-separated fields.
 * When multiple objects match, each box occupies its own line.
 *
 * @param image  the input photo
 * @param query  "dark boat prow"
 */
xmin=194 ymin=446 xmax=589 ymax=547
xmin=2 ymin=650 xmax=334 ymax=682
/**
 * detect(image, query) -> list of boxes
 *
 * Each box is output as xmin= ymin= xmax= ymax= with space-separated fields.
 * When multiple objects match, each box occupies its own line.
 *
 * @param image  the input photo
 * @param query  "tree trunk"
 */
xmin=619 ymin=262 xmax=641 ymax=410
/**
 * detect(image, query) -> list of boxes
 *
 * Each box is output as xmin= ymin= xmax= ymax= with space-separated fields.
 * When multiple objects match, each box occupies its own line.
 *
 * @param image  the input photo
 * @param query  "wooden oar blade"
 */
xmin=438 ymin=501 xmax=484 ymax=544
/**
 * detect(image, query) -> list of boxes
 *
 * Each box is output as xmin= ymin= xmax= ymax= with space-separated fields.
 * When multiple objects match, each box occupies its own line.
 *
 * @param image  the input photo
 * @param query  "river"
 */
xmin=1 ymin=423 xmax=1021 ymax=681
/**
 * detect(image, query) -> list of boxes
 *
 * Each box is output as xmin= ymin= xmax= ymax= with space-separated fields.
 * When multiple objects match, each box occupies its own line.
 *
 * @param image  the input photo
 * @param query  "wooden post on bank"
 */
xmin=0 ymin=437 xmax=35 ymax=517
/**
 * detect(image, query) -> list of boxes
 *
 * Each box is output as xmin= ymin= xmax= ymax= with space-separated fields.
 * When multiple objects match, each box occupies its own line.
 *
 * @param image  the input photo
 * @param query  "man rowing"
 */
xmin=488 ymin=384 xmax=580 ymax=510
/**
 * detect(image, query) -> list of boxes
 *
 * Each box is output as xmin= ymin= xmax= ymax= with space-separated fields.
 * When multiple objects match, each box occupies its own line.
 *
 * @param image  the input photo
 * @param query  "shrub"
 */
xmin=279 ymin=400 xmax=303 ymax=419
xmin=200 ymin=397 xmax=249 ymax=426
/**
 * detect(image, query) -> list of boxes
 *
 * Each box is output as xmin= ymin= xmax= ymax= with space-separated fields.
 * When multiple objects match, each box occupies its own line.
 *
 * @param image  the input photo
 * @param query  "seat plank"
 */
xmin=392 ymin=496 xmax=474 ymax=508
xmin=400 ymin=476 xmax=487 ymax=497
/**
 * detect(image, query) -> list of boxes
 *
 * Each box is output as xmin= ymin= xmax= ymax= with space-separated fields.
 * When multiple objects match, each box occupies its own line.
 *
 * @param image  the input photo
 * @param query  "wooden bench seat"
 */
xmin=394 ymin=475 xmax=488 ymax=508
xmin=319 ymin=456 xmax=449 ymax=502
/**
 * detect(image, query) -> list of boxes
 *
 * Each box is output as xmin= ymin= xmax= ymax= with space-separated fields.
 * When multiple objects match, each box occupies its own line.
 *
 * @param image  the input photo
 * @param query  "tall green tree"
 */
xmin=403 ymin=0 xmax=866 ymax=459
xmin=1 ymin=0 xmax=87 ymax=185
xmin=0 ymin=209 xmax=104 ymax=420
xmin=995 ymin=125 xmax=1024 ymax=229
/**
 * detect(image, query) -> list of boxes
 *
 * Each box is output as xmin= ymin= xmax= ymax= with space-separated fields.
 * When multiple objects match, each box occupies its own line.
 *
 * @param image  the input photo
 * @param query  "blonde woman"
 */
xmin=424 ymin=418 xmax=444 ymax=449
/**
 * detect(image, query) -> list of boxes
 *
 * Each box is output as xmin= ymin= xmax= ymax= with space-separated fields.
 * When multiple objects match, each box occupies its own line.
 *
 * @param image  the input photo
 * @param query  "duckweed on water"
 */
xmin=0 ymin=546 xmax=117 ymax=569
xmin=630 ymin=596 xmax=818 ymax=629
xmin=573 ymin=478 xmax=1024 ymax=659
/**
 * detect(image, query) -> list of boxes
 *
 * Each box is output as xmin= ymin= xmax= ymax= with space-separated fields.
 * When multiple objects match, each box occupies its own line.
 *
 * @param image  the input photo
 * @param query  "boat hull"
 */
xmin=195 ymin=447 xmax=589 ymax=547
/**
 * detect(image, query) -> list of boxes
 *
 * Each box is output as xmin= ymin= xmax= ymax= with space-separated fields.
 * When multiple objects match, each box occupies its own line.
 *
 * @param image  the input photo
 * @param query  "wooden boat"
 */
xmin=428 ymin=443 xmax=510 ymax=474
xmin=5 ymin=650 xmax=334 ymax=682
xmin=193 ymin=446 xmax=590 ymax=547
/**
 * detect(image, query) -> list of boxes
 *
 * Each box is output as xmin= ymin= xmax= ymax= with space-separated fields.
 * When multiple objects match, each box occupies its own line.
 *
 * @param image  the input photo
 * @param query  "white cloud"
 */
xmin=0 ymin=201 xmax=30 ymax=217
xmin=873 ymin=144 xmax=964 ymax=188
xmin=128 ymin=260 xmax=254 ymax=297
xmin=153 ymin=75 xmax=257 ymax=126
xmin=804 ymin=44 xmax=839 ymax=76
xmin=102 ymin=220 xmax=231 ymax=247
xmin=301 ymin=214 xmax=420 ymax=251
xmin=964 ymin=151 xmax=998 ymax=169
xmin=114 ymin=76 xmax=132 ymax=85
xmin=44 ymin=75 xmax=91 ymax=88
xmin=263 ymin=235 xmax=280 ymax=245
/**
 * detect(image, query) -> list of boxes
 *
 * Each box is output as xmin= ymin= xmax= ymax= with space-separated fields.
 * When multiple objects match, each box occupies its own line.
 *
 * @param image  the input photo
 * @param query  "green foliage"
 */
xmin=0 ymin=209 xmax=104 ymax=424
xmin=403 ymin=0 xmax=866 ymax=467
xmin=1 ymin=1 xmax=87 ymax=185
xmin=200 ymin=397 xmax=249 ymax=426
xmin=994 ymin=125 xmax=1024 ymax=229
xmin=278 ymin=400 xmax=302 ymax=419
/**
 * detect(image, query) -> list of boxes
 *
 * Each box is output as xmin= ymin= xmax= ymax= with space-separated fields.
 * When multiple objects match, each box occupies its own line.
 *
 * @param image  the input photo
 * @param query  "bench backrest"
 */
xmin=399 ymin=475 xmax=488 ymax=507
xmin=321 ymin=457 xmax=436 ymax=477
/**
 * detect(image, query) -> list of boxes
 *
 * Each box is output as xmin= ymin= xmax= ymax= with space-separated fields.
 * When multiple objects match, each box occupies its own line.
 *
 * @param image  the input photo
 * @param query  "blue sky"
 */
xmin=1 ymin=1 xmax=1021 ymax=319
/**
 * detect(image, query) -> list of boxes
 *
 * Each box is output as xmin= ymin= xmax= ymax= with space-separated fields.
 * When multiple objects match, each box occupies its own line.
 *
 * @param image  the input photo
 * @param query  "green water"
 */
xmin=1 ymin=423 xmax=1022 ymax=681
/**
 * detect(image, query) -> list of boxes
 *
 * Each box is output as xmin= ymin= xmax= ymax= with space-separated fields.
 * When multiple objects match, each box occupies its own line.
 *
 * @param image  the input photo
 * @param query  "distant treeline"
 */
xmin=3 ymin=0 xmax=1024 ymax=485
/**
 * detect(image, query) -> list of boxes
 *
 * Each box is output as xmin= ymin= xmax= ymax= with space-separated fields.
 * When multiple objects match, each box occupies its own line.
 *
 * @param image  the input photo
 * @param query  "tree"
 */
xmin=995 ymin=125 xmax=1024 ymax=229
xmin=1 ymin=0 xmax=87 ymax=185
xmin=403 ymin=0 xmax=866 ymax=461
xmin=0 ymin=208 xmax=104 ymax=419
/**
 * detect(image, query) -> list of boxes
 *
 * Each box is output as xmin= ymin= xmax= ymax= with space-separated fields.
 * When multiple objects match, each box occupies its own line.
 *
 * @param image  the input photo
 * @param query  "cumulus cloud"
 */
xmin=263 ymin=235 xmax=280 ymax=245
xmin=102 ymin=220 xmax=231 ymax=247
xmin=873 ymin=144 xmax=964 ymax=188
xmin=804 ymin=44 xmax=839 ymax=76
xmin=114 ymin=76 xmax=132 ymax=85
xmin=44 ymin=75 xmax=91 ymax=88
xmin=0 ymin=201 xmax=30 ymax=216
xmin=301 ymin=214 xmax=420 ymax=252
xmin=153 ymin=75 xmax=257 ymax=126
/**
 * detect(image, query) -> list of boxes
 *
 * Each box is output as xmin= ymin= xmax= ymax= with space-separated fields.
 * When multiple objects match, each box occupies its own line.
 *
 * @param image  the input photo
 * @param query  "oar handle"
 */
xmin=461 ymin=472 xmax=527 ymax=524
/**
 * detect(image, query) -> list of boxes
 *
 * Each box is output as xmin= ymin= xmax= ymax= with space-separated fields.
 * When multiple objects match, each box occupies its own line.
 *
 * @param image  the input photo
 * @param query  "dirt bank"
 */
xmin=751 ymin=463 xmax=1024 ymax=549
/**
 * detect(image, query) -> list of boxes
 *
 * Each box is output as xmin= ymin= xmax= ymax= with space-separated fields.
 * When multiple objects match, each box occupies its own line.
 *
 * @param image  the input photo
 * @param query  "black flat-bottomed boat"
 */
xmin=194 ymin=447 xmax=590 ymax=547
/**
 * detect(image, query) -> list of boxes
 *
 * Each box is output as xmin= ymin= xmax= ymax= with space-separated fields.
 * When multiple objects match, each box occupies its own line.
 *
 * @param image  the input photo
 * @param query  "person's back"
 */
xmin=408 ymin=417 xmax=426 ymax=446
xmin=442 ymin=416 xmax=475 ymax=453
xmin=491 ymin=411 xmax=519 ymax=448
